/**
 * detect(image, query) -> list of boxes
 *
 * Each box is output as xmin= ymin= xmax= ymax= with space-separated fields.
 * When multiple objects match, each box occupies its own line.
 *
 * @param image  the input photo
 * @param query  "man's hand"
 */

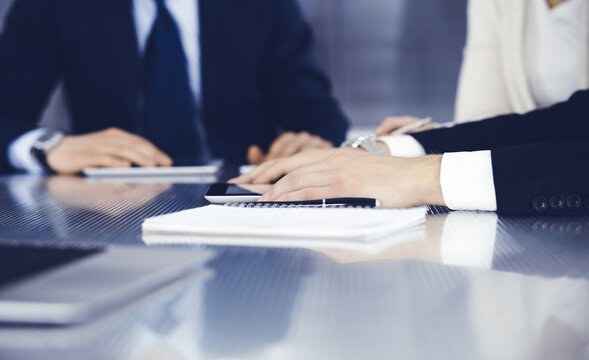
xmin=46 ymin=127 xmax=172 ymax=174
xmin=232 ymin=148 xmax=446 ymax=208
xmin=247 ymin=131 xmax=333 ymax=165
xmin=374 ymin=116 xmax=438 ymax=136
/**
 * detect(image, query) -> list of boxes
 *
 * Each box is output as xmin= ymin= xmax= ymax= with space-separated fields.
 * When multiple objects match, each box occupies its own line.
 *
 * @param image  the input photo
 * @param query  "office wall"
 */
xmin=298 ymin=0 xmax=467 ymax=127
xmin=0 ymin=0 xmax=467 ymax=130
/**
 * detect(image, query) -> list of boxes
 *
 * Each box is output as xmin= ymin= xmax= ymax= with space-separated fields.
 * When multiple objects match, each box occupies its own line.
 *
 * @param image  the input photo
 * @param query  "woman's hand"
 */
xmin=374 ymin=116 xmax=438 ymax=136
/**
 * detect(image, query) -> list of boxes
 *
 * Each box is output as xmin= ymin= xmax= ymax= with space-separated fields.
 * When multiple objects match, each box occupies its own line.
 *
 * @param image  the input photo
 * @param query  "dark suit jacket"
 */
xmin=0 ymin=0 xmax=349 ymax=171
xmin=412 ymin=90 xmax=589 ymax=216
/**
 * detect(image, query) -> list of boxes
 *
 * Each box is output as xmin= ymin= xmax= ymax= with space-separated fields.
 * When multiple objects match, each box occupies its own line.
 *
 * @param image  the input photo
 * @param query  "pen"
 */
xmin=390 ymin=117 xmax=433 ymax=135
xmin=254 ymin=197 xmax=380 ymax=208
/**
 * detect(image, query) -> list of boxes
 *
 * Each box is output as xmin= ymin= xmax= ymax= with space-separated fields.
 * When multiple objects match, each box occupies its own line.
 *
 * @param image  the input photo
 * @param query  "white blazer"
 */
xmin=454 ymin=0 xmax=589 ymax=123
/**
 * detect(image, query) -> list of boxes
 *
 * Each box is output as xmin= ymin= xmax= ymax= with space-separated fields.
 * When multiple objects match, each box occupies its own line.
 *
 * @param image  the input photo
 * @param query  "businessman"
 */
xmin=232 ymin=90 xmax=589 ymax=216
xmin=0 ymin=0 xmax=348 ymax=174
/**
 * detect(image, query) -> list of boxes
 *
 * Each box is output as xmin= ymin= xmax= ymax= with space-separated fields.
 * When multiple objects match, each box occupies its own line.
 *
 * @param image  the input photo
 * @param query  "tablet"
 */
xmin=0 ymin=244 xmax=212 ymax=325
xmin=205 ymin=183 xmax=271 ymax=203
xmin=83 ymin=159 xmax=224 ymax=177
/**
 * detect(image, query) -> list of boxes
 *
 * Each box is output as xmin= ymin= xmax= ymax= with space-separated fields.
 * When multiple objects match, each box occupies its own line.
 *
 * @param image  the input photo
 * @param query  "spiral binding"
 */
xmin=224 ymin=202 xmax=369 ymax=209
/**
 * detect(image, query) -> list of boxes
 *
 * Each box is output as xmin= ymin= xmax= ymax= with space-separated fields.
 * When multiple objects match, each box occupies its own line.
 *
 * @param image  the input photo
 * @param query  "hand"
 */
xmin=252 ymin=148 xmax=445 ymax=208
xmin=374 ymin=116 xmax=438 ymax=136
xmin=46 ymin=127 xmax=173 ymax=174
xmin=247 ymin=131 xmax=333 ymax=165
xmin=230 ymin=148 xmax=339 ymax=185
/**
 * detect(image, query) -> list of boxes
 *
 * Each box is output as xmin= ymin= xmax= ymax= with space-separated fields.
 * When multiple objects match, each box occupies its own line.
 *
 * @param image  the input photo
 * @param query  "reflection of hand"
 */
xmin=46 ymin=176 xmax=171 ymax=216
xmin=247 ymin=131 xmax=333 ymax=165
xmin=235 ymin=148 xmax=446 ymax=208
xmin=374 ymin=116 xmax=438 ymax=136
xmin=47 ymin=127 xmax=173 ymax=174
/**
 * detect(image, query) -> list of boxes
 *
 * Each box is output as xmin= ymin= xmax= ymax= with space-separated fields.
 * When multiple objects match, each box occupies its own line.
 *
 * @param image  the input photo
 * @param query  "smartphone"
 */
xmin=205 ymin=183 xmax=271 ymax=204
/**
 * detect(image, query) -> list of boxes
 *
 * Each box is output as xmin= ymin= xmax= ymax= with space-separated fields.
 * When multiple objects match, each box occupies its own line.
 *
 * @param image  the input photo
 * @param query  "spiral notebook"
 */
xmin=142 ymin=204 xmax=427 ymax=252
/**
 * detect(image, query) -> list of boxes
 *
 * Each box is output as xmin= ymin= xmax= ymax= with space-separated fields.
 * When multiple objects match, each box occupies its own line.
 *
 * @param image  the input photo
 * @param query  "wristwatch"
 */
xmin=341 ymin=134 xmax=385 ymax=155
xmin=31 ymin=131 xmax=65 ymax=170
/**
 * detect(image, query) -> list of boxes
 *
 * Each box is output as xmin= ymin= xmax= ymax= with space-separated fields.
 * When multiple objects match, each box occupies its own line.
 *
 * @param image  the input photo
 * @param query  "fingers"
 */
xmin=270 ymin=132 xmax=332 ymax=161
xmin=104 ymin=128 xmax=172 ymax=166
xmin=265 ymin=132 xmax=333 ymax=162
xmin=247 ymin=145 xmax=265 ymax=165
xmin=297 ymin=134 xmax=332 ymax=151
xmin=228 ymin=158 xmax=279 ymax=184
xmin=407 ymin=123 xmax=438 ymax=134
xmin=88 ymin=154 xmax=133 ymax=169
xmin=374 ymin=116 xmax=420 ymax=136
xmin=98 ymin=143 xmax=157 ymax=167
xmin=272 ymin=133 xmax=308 ymax=160
xmin=259 ymin=167 xmax=335 ymax=201
xmin=229 ymin=148 xmax=337 ymax=185
xmin=46 ymin=127 xmax=174 ymax=174
xmin=265 ymin=132 xmax=297 ymax=161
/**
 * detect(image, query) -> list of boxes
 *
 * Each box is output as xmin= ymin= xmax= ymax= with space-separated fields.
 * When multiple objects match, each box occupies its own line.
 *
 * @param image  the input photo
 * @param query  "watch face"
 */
xmin=35 ymin=132 xmax=65 ymax=152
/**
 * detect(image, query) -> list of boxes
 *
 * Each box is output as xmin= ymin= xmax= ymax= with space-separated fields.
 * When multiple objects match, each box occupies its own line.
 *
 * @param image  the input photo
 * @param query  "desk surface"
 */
xmin=1 ymin=174 xmax=589 ymax=360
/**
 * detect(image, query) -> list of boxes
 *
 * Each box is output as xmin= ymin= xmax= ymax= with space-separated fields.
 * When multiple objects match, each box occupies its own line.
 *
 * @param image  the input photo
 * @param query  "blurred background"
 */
xmin=0 ymin=0 xmax=467 ymax=131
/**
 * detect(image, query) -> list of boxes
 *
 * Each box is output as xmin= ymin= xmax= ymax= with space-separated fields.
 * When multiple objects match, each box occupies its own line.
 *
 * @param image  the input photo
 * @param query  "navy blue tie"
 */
xmin=143 ymin=0 xmax=209 ymax=161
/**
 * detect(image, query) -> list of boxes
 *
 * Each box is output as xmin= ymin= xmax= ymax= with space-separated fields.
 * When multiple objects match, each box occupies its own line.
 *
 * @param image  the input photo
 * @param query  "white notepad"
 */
xmin=142 ymin=205 xmax=427 ymax=252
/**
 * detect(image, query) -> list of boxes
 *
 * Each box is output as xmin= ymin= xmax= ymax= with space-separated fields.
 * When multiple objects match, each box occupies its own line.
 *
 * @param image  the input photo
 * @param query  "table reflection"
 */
xmin=0 ymin=175 xmax=205 ymax=245
xmin=314 ymin=210 xmax=589 ymax=280
xmin=0 ymin=174 xmax=588 ymax=359
xmin=10 ymin=246 xmax=584 ymax=360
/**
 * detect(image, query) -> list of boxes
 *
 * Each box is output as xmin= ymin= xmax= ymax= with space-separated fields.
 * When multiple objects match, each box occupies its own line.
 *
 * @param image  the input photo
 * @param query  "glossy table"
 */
xmin=0 ymin=173 xmax=588 ymax=360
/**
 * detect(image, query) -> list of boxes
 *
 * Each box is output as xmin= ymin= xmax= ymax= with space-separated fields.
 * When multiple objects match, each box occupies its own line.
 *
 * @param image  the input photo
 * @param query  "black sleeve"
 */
xmin=0 ymin=0 xmax=62 ymax=172
xmin=411 ymin=90 xmax=589 ymax=154
xmin=491 ymin=140 xmax=589 ymax=216
xmin=259 ymin=0 xmax=349 ymax=146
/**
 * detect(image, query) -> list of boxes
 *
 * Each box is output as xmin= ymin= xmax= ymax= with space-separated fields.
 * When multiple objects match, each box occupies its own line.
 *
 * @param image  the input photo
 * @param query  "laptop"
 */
xmin=0 ymin=244 xmax=213 ymax=325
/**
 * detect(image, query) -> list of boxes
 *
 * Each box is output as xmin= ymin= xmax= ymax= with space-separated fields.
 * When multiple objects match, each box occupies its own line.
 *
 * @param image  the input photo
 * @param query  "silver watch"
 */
xmin=341 ymin=134 xmax=385 ymax=155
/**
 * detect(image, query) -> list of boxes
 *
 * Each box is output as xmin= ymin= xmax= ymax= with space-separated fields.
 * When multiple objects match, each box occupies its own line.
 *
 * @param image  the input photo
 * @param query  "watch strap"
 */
xmin=31 ymin=131 xmax=65 ymax=171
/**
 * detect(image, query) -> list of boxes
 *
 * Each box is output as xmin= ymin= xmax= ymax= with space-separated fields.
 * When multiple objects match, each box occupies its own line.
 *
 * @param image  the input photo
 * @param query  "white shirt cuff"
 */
xmin=377 ymin=135 xmax=426 ymax=157
xmin=440 ymin=151 xmax=497 ymax=211
xmin=8 ymin=128 xmax=50 ymax=174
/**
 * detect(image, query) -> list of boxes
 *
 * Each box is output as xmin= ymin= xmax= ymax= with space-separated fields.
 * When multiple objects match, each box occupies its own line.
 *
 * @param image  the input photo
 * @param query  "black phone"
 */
xmin=205 ymin=183 xmax=271 ymax=203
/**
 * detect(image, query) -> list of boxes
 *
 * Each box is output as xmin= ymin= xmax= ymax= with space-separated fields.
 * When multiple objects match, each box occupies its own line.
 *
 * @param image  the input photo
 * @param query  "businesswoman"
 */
xmin=375 ymin=0 xmax=589 ymax=135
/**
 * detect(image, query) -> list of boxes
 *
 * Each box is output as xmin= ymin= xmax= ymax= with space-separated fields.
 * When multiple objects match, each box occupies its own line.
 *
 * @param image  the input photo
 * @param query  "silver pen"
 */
xmin=390 ymin=117 xmax=433 ymax=135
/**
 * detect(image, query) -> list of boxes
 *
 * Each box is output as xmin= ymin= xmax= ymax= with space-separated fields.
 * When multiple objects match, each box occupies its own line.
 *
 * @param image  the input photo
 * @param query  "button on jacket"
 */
xmin=412 ymin=90 xmax=589 ymax=215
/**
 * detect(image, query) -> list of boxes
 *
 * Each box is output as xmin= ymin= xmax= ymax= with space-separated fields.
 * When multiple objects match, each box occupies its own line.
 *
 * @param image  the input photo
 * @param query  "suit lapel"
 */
xmin=99 ymin=0 xmax=141 ymax=132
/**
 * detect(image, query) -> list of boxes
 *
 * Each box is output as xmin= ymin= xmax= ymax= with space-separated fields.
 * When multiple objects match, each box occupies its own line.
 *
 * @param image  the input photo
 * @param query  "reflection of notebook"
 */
xmin=142 ymin=205 xmax=426 ymax=252
xmin=83 ymin=159 xmax=223 ymax=177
